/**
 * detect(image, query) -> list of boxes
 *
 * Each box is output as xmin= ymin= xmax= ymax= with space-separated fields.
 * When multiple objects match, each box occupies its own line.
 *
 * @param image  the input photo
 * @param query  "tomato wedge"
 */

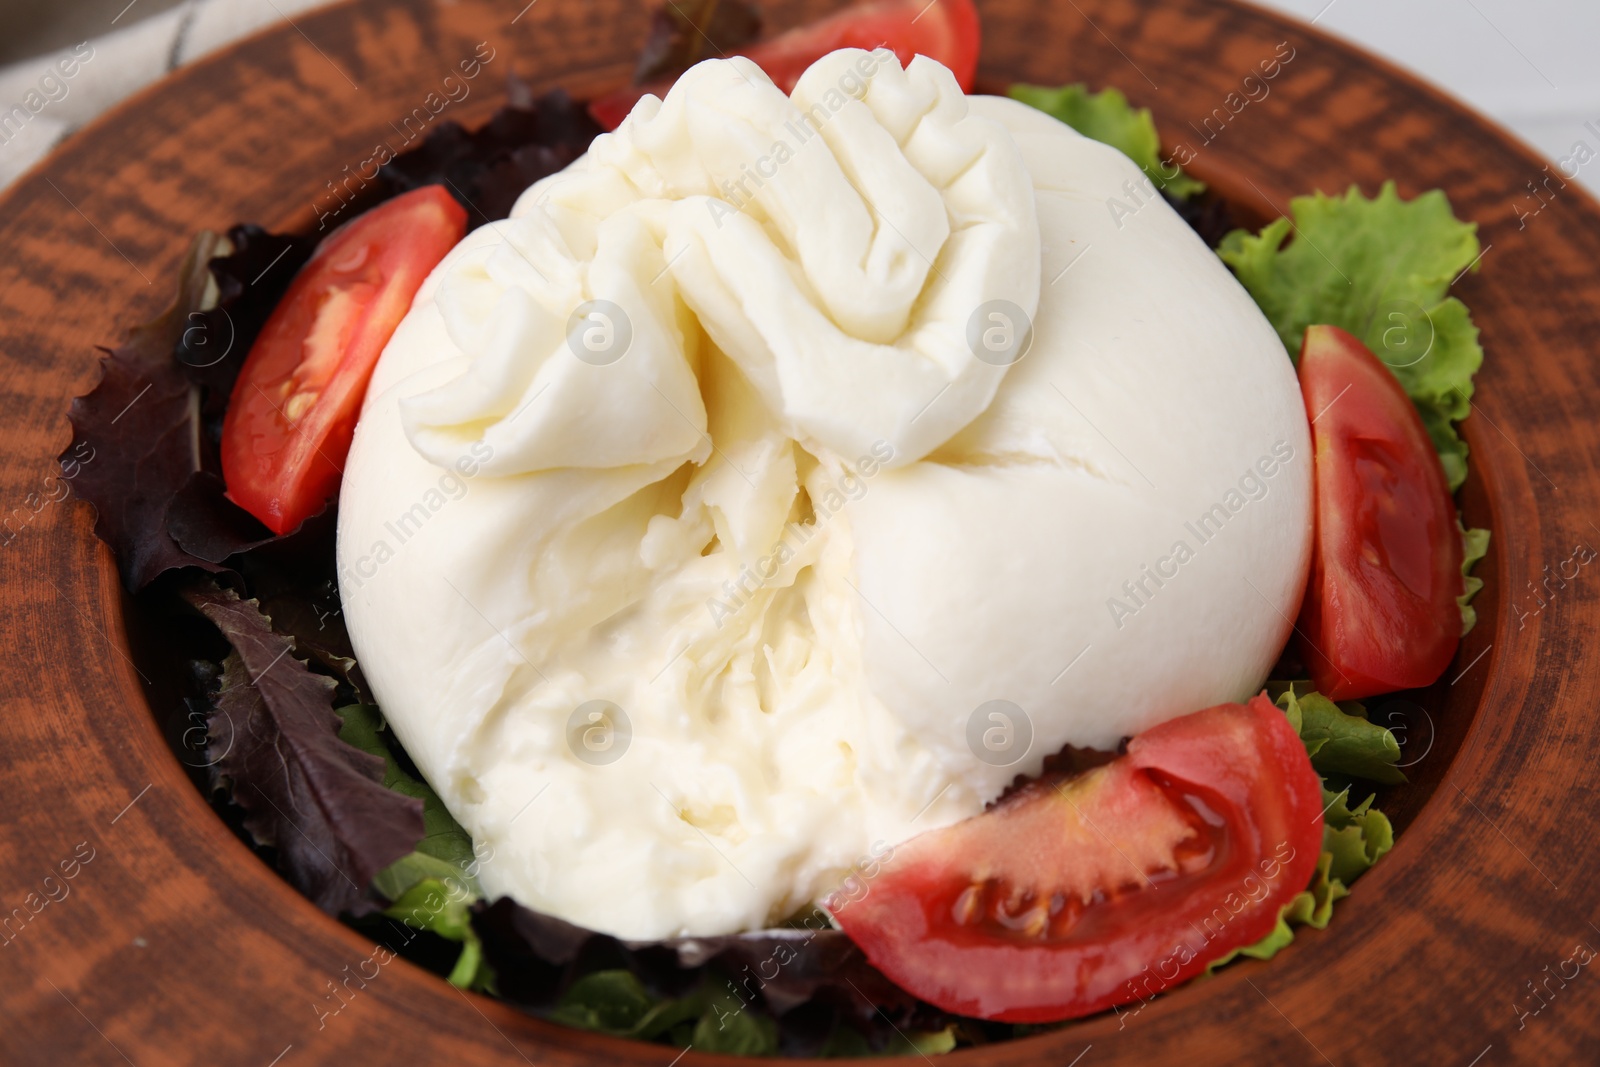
xmin=1295 ymin=325 xmax=1464 ymax=700
xmin=220 ymin=186 xmax=467 ymax=534
xmin=829 ymin=696 xmax=1323 ymax=1023
xmin=589 ymin=0 xmax=981 ymax=130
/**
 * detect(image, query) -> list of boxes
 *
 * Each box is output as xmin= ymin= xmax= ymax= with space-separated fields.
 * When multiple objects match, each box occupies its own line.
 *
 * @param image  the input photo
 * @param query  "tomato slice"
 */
xmin=829 ymin=696 xmax=1323 ymax=1023
xmin=589 ymin=0 xmax=981 ymax=130
xmin=1295 ymin=325 xmax=1464 ymax=700
xmin=220 ymin=186 xmax=467 ymax=534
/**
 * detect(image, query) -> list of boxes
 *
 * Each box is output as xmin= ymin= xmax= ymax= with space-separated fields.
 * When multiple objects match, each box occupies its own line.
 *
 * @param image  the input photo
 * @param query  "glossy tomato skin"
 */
xmin=830 ymin=696 xmax=1323 ymax=1023
xmin=220 ymin=186 xmax=467 ymax=534
xmin=589 ymin=0 xmax=981 ymax=130
xmin=1296 ymin=325 xmax=1464 ymax=700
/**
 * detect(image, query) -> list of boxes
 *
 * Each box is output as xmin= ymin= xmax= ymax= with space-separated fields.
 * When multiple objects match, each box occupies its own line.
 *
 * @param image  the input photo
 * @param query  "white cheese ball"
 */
xmin=336 ymin=53 xmax=1311 ymax=941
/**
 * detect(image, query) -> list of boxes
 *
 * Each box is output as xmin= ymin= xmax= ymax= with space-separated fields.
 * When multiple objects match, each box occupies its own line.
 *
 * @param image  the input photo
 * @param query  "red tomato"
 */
xmin=589 ymin=0 xmax=981 ymax=130
xmin=1295 ymin=324 xmax=1464 ymax=700
xmin=220 ymin=186 xmax=467 ymax=535
xmin=830 ymin=696 xmax=1323 ymax=1023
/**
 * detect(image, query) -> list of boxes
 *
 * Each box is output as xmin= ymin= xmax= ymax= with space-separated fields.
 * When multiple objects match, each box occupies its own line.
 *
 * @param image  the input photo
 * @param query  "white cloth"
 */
xmin=0 ymin=0 xmax=328 ymax=189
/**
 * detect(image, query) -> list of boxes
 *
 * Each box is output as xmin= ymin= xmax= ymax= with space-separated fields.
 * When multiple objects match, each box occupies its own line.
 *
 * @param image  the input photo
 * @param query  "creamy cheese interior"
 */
xmin=337 ymin=51 xmax=1312 ymax=941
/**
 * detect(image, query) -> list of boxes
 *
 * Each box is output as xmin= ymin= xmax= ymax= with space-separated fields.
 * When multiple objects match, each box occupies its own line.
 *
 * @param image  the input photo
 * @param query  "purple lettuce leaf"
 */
xmin=233 ymin=508 xmax=368 ymax=699
xmin=62 ymin=233 xmax=233 ymax=589
xmin=379 ymin=85 xmax=602 ymax=224
xmin=184 ymin=581 xmax=422 ymax=915
xmin=177 ymin=225 xmax=319 ymax=443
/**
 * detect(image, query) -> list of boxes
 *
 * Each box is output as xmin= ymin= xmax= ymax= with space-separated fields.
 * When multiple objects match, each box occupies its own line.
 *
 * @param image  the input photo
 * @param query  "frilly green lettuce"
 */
xmin=1008 ymin=82 xmax=1205 ymax=199
xmin=1218 ymin=182 xmax=1484 ymax=491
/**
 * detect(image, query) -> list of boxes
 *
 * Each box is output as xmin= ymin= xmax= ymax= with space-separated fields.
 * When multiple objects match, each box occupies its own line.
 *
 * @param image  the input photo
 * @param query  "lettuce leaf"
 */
xmin=62 ymin=233 xmax=238 ymax=590
xmin=1009 ymin=83 xmax=1205 ymax=199
xmin=544 ymin=967 xmax=954 ymax=1057
xmin=379 ymin=83 xmax=602 ymax=225
xmin=184 ymin=583 xmax=424 ymax=917
xmin=1459 ymin=524 xmax=1491 ymax=635
xmin=1276 ymin=685 xmax=1405 ymax=784
xmin=547 ymin=970 xmax=695 ymax=1039
xmin=336 ymin=703 xmax=490 ymax=990
xmin=1217 ymin=182 xmax=1484 ymax=489
xmin=337 ymin=704 xmax=477 ymax=877
xmin=177 ymin=225 xmax=318 ymax=431
xmin=1322 ymin=785 xmax=1395 ymax=885
xmin=825 ymin=1026 xmax=958 ymax=1058
xmin=236 ymin=514 xmax=368 ymax=699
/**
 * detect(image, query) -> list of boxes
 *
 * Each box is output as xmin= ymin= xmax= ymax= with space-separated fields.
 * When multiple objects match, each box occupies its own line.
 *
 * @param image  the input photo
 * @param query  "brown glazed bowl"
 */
xmin=2 ymin=0 xmax=1598 ymax=1063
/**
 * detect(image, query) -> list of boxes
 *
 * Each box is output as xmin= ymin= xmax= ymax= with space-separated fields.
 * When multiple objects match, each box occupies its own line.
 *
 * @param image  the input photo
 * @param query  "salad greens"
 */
xmin=378 ymin=80 xmax=600 ymax=223
xmin=62 ymin=232 xmax=243 ymax=590
xmin=1009 ymin=82 xmax=1206 ymax=200
xmin=182 ymin=584 xmax=423 ymax=917
xmin=336 ymin=704 xmax=491 ymax=990
xmin=544 ymin=968 xmax=957 ymax=1056
xmin=1278 ymin=685 xmax=1406 ymax=785
xmin=336 ymin=704 xmax=478 ymax=878
xmin=1217 ymin=182 xmax=1483 ymax=490
xmin=1460 ymin=523 xmax=1492 ymax=635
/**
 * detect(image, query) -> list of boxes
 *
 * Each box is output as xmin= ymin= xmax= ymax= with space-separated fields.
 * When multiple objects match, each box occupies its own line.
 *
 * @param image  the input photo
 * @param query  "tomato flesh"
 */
xmin=829 ymin=696 xmax=1323 ymax=1023
xmin=1295 ymin=324 xmax=1464 ymax=699
xmin=589 ymin=0 xmax=981 ymax=130
xmin=220 ymin=186 xmax=467 ymax=534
